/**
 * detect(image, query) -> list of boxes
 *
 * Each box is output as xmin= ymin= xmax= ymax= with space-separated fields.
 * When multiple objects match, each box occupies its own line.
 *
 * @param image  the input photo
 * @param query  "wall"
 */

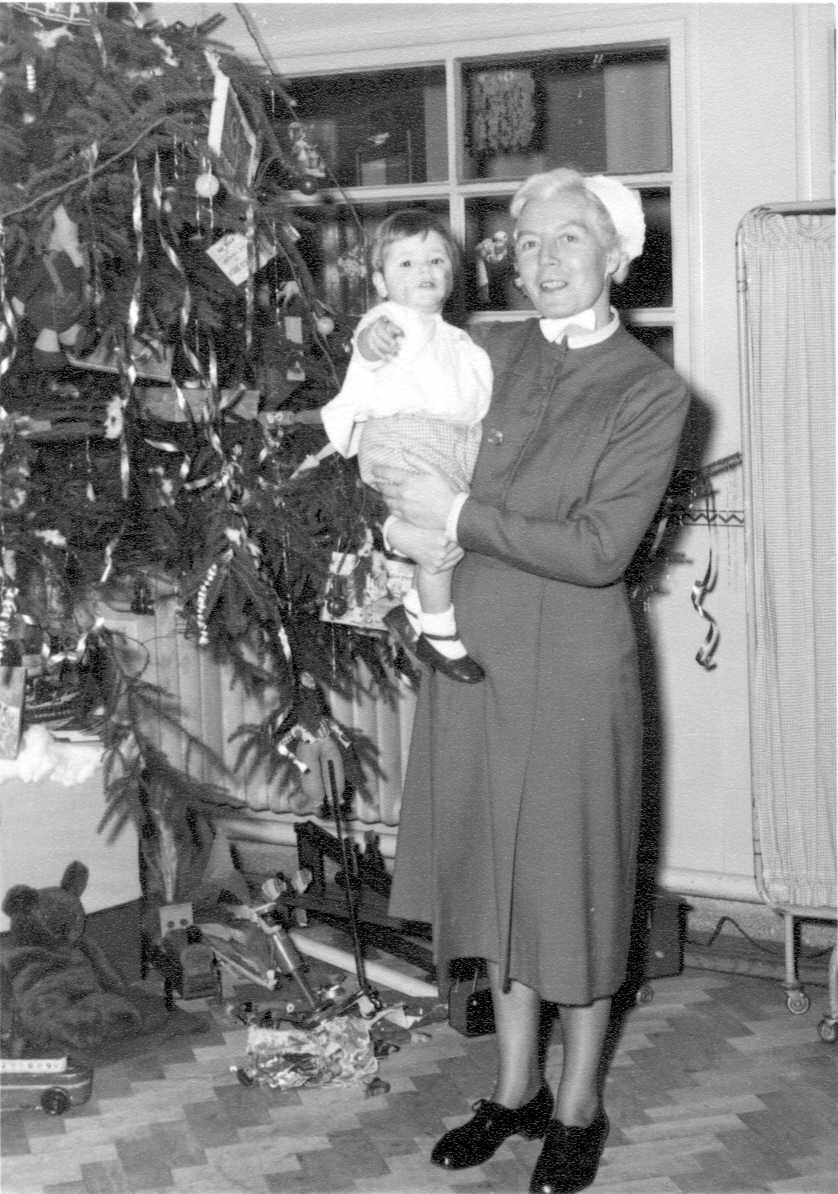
xmin=151 ymin=3 xmax=834 ymax=916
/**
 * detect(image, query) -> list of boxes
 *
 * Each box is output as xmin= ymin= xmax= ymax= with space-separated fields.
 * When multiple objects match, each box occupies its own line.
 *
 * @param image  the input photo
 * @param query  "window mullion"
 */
xmin=446 ymin=54 xmax=465 ymax=242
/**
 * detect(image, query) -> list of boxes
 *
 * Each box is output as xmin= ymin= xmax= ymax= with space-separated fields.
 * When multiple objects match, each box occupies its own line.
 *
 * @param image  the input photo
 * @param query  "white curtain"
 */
xmin=740 ymin=206 xmax=836 ymax=909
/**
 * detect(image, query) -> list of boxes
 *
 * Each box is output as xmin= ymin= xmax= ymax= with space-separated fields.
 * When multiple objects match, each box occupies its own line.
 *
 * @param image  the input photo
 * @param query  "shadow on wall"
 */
xmin=626 ymin=387 xmax=714 ymax=969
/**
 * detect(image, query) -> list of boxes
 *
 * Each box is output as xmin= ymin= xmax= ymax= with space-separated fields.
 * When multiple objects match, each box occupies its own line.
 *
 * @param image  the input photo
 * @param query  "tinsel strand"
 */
xmin=196 ymin=562 xmax=219 ymax=646
xmin=0 ymin=582 xmax=18 ymax=661
xmin=0 ymin=221 xmax=18 ymax=378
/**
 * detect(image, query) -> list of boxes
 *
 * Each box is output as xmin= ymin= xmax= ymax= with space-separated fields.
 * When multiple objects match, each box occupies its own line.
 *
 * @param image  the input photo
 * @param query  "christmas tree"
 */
xmin=0 ymin=2 xmax=395 ymax=882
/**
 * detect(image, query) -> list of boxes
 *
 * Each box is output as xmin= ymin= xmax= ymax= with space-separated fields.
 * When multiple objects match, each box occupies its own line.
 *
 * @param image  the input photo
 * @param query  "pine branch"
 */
xmin=1 ymin=5 xmax=399 ymax=854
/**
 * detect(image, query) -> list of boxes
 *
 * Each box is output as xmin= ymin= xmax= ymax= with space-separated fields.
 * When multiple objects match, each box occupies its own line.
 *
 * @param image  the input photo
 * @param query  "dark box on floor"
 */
xmin=448 ymin=893 xmax=685 ymax=1036
xmin=638 ymin=892 xmax=684 ymax=980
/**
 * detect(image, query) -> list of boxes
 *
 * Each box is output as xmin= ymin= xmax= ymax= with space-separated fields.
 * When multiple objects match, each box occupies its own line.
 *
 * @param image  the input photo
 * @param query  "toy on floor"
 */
xmin=149 ymin=902 xmax=223 ymax=1007
xmin=1 ymin=860 xmax=167 ymax=1055
xmin=0 ymin=1055 xmax=93 ymax=1115
xmin=231 ymin=1014 xmax=379 ymax=1091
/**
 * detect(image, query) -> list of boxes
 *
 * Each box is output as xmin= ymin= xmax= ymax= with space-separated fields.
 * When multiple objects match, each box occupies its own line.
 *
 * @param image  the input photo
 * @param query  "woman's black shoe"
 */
xmin=529 ymin=1110 xmax=609 ymax=1193
xmin=431 ymin=1083 xmax=552 ymax=1170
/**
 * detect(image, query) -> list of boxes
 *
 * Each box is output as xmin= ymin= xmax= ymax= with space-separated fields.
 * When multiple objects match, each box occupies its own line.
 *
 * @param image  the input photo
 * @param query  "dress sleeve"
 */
xmin=457 ymin=368 xmax=690 ymax=586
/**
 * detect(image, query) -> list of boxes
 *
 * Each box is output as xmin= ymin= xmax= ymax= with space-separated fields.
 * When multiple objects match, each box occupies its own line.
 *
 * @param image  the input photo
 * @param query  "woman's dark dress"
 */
xmin=388 ymin=320 xmax=690 ymax=1005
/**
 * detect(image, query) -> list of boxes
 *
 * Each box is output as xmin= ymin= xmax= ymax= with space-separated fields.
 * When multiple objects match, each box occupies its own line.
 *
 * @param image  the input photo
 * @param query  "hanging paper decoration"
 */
xmin=206 ymin=60 xmax=260 ymax=197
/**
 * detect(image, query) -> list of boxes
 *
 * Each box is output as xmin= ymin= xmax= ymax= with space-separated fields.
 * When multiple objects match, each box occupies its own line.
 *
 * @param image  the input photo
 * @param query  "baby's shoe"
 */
xmin=415 ymin=632 xmax=484 ymax=684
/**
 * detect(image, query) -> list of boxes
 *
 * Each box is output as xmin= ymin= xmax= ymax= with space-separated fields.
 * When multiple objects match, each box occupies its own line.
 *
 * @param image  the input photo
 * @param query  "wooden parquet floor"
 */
xmin=2 ymin=967 xmax=836 ymax=1194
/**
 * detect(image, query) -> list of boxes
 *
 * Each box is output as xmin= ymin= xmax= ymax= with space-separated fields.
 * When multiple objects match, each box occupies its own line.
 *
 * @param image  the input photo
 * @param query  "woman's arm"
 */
xmin=459 ymin=371 xmax=690 ymax=586
xmin=376 ymin=370 xmax=689 ymax=587
xmin=385 ymin=518 xmax=464 ymax=573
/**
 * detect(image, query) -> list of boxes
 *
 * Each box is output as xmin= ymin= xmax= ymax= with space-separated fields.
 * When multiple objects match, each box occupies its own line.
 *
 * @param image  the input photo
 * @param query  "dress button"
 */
xmin=487 ymin=428 xmax=504 ymax=445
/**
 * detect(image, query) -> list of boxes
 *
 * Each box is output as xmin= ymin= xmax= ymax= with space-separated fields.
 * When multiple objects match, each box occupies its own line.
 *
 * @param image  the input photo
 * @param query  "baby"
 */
xmin=320 ymin=209 xmax=492 ymax=683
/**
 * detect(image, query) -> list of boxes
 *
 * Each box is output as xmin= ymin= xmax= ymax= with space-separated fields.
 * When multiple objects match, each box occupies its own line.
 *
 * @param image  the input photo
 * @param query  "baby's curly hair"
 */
xmin=368 ymin=208 xmax=461 ymax=274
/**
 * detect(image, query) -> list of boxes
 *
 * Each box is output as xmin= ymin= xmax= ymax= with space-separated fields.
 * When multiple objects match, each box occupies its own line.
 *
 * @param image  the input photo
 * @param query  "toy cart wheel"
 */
xmin=41 ymin=1087 xmax=70 ymax=1116
xmin=786 ymin=990 xmax=810 ymax=1015
xmin=635 ymin=982 xmax=655 ymax=1005
xmin=817 ymin=1017 xmax=837 ymax=1043
xmin=235 ymin=1067 xmax=255 ymax=1087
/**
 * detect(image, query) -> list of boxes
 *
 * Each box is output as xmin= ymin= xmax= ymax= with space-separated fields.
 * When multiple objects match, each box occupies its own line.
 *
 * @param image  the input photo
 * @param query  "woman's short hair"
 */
xmin=368 ymin=208 xmax=461 ymax=274
xmin=510 ymin=168 xmax=645 ymax=266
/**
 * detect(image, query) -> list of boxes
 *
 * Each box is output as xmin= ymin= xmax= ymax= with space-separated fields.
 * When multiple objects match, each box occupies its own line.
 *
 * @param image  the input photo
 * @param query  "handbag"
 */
xmin=447 ymin=966 xmax=495 ymax=1037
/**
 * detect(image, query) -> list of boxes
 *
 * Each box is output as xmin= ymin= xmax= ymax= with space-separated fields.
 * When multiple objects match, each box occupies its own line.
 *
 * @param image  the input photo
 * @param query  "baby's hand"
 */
xmin=356 ymin=315 xmax=404 ymax=362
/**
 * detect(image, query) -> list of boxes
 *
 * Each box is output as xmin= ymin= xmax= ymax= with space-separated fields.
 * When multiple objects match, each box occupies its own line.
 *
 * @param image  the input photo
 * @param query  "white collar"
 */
xmin=540 ymin=308 xmax=620 ymax=348
xmin=381 ymin=299 xmax=442 ymax=332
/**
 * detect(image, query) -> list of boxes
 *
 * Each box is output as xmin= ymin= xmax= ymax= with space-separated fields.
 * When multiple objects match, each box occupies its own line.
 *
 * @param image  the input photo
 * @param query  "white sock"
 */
xmin=419 ymin=605 xmax=467 ymax=660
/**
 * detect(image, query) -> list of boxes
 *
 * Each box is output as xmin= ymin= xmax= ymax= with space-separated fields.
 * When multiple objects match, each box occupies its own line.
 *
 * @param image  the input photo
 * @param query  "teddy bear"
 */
xmin=1 ymin=860 xmax=166 ymax=1056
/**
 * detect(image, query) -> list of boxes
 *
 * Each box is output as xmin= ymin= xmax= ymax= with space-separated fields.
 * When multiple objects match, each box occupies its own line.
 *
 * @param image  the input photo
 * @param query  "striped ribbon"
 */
xmin=691 ymin=550 xmax=720 ymax=670
xmin=99 ymin=536 xmax=119 ymax=584
xmin=112 ymin=159 xmax=146 ymax=499
xmin=244 ymin=203 xmax=256 ymax=354
xmin=150 ymin=154 xmax=204 ymax=383
xmin=90 ymin=19 xmax=108 ymax=66
xmin=0 ymin=582 xmax=17 ymax=659
xmin=83 ymin=144 xmax=105 ymax=319
xmin=0 ymin=221 xmax=18 ymax=378
xmin=151 ymin=152 xmax=195 ymax=418
xmin=127 ymin=158 xmax=143 ymax=387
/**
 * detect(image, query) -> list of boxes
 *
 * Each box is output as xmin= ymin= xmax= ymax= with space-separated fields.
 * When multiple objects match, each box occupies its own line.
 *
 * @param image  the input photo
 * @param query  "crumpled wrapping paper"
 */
xmin=242 ymin=1014 xmax=378 ymax=1089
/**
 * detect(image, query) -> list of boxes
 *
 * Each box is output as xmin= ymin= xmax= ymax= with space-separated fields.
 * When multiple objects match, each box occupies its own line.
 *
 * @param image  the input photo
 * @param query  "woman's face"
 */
xmin=373 ymin=230 xmax=454 ymax=314
xmin=513 ymin=193 xmax=621 ymax=323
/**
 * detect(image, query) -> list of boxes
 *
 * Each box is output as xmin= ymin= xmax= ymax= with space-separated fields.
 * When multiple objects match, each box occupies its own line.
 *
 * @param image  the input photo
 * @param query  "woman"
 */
xmin=376 ymin=168 xmax=689 ymax=1194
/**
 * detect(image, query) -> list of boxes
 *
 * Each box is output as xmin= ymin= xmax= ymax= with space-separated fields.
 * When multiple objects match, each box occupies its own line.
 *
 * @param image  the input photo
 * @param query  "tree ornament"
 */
xmin=0 ymin=584 xmax=18 ymax=660
xmin=22 ymin=59 xmax=38 ymax=125
xmin=297 ymin=174 xmax=321 ymax=196
xmin=195 ymin=170 xmax=220 ymax=199
xmin=10 ymin=205 xmax=90 ymax=370
xmin=293 ymin=735 xmax=345 ymax=811
xmin=314 ymin=314 xmax=335 ymax=337
xmin=196 ymin=562 xmax=219 ymax=646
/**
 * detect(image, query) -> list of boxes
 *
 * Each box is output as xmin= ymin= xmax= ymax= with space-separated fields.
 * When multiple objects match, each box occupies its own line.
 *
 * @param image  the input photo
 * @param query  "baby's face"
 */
xmin=373 ymin=230 xmax=453 ymax=314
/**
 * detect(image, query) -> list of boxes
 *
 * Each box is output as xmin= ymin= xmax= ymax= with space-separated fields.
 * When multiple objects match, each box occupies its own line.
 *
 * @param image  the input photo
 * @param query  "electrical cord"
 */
xmin=687 ymin=914 xmax=832 ymax=961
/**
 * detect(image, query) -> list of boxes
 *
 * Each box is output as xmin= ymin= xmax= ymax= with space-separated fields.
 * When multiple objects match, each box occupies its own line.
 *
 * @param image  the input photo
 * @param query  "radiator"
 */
xmin=134 ymin=593 xmax=416 ymax=827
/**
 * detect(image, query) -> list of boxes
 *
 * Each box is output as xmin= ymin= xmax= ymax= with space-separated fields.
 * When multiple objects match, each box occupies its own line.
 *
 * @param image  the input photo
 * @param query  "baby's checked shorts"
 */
xmin=357 ymin=414 xmax=482 ymax=493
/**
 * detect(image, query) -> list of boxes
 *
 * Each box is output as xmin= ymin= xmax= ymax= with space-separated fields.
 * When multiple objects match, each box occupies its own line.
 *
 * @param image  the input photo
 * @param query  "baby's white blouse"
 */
xmin=321 ymin=300 xmax=493 ymax=458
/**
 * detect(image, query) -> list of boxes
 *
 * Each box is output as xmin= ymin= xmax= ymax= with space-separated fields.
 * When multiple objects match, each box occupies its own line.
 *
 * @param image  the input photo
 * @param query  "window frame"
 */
xmin=281 ymin=17 xmax=689 ymax=371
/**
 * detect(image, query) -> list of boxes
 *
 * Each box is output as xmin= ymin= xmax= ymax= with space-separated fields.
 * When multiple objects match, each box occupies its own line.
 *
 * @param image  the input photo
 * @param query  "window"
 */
xmin=280 ymin=35 xmax=680 ymax=367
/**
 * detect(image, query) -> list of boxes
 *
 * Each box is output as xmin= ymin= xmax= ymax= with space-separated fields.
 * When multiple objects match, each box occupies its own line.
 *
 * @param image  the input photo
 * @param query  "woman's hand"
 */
xmin=374 ymin=453 xmax=459 ymax=530
xmin=386 ymin=519 xmax=463 ymax=573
